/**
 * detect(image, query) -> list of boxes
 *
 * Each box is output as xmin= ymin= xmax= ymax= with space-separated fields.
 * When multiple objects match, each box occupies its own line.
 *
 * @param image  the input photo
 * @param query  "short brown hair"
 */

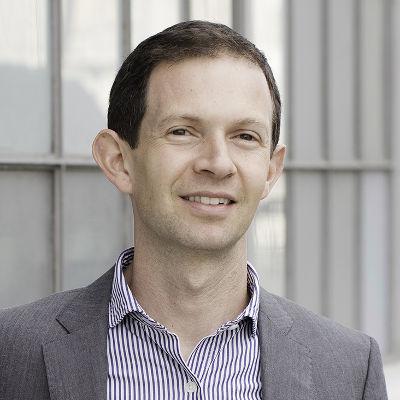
xmin=108 ymin=20 xmax=281 ymax=152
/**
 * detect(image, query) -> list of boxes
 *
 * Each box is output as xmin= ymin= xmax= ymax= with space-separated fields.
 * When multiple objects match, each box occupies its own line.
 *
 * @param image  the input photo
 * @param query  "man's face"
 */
xmin=125 ymin=55 xmax=283 ymax=252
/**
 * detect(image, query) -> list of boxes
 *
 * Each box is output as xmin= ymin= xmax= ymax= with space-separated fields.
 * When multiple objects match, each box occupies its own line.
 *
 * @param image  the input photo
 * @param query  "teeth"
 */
xmin=201 ymin=196 xmax=209 ymax=205
xmin=184 ymin=196 xmax=231 ymax=205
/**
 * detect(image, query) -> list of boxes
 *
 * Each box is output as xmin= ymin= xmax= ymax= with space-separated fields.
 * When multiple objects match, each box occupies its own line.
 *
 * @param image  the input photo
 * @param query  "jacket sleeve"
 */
xmin=362 ymin=337 xmax=388 ymax=400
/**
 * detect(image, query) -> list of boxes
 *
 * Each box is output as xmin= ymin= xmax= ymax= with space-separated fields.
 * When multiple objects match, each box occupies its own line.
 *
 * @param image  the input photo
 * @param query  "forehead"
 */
xmin=145 ymin=55 xmax=273 ymax=132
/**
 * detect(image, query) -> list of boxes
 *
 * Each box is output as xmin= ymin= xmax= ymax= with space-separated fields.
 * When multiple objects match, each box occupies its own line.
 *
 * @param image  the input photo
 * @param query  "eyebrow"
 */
xmin=158 ymin=114 xmax=201 ymax=128
xmin=158 ymin=114 xmax=268 ymax=131
xmin=230 ymin=118 xmax=268 ymax=130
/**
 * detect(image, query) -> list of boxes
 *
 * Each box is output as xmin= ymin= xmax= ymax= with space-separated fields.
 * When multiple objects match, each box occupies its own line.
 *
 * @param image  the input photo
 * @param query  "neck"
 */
xmin=126 ymin=232 xmax=250 ymax=360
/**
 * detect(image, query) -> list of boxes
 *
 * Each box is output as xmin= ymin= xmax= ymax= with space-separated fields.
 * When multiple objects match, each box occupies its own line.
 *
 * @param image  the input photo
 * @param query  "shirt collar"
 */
xmin=214 ymin=260 xmax=260 ymax=336
xmin=108 ymin=247 xmax=142 ymax=328
xmin=109 ymin=247 xmax=260 ymax=336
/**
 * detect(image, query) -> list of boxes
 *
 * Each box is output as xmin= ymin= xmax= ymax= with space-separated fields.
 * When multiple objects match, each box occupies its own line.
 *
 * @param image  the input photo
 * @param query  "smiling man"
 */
xmin=0 ymin=21 xmax=387 ymax=399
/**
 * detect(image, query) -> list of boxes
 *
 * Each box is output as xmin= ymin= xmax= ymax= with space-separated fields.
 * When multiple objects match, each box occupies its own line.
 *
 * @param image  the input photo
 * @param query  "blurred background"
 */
xmin=0 ymin=0 xmax=399 ymax=395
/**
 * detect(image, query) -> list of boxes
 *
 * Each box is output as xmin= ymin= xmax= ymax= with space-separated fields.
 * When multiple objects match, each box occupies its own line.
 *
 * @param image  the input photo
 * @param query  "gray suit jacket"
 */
xmin=0 ymin=267 xmax=387 ymax=399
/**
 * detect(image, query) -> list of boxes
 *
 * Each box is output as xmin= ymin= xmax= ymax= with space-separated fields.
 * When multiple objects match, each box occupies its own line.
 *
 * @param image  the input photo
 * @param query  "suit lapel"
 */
xmin=43 ymin=267 xmax=115 ymax=400
xmin=258 ymin=289 xmax=314 ymax=400
xmin=41 ymin=268 xmax=312 ymax=399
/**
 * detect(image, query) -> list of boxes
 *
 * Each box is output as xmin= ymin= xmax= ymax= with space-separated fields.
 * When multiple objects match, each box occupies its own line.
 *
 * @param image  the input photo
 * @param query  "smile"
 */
xmin=182 ymin=196 xmax=233 ymax=205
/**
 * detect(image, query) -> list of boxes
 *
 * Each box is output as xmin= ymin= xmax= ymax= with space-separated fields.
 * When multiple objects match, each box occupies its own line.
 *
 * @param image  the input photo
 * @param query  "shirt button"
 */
xmin=228 ymin=323 xmax=239 ymax=331
xmin=185 ymin=380 xmax=198 ymax=393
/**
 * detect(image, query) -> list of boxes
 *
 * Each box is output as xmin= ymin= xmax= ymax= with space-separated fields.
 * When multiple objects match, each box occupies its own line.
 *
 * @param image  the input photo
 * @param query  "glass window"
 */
xmin=131 ymin=0 xmax=181 ymax=48
xmin=249 ymin=0 xmax=285 ymax=120
xmin=289 ymin=172 xmax=324 ymax=313
xmin=327 ymin=173 xmax=358 ymax=329
xmin=360 ymin=172 xmax=389 ymax=353
xmin=62 ymin=0 xmax=120 ymax=155
xmin=62 ymin=169 xmax=132 ymax=290
xmin=189 ymin=0 xmax=232 ymax=26
xmin=0 ymin=0 xmax=51 ymax=154
xmin=248 ymin=176 xmax=286 ymax=296
xmin=247 ymin=0 xmax=286 ymax=296
xmin=0 ymin=171 xmax=53 ymax=308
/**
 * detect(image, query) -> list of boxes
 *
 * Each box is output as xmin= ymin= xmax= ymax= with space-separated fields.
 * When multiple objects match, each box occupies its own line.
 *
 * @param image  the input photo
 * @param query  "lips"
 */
xmin=179 ymin=197 xmax=234 ymax=219
xmin=180 ymin=192 xmax=236 ymax=205
xmin=182 ymin=196 xmax=232 ymax=205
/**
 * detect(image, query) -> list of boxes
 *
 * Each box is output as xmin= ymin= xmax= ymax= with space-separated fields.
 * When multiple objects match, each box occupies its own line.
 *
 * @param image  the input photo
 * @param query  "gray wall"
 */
xmin=281 ymin=0 xmax=398 ymax=357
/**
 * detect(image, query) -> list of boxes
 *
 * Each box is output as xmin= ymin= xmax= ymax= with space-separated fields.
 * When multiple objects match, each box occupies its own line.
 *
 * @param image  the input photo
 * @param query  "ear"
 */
xmin=261 ymin=144 xmax=286 ymax=199
xmin=92 ymin=129 xmax=133 ymax=194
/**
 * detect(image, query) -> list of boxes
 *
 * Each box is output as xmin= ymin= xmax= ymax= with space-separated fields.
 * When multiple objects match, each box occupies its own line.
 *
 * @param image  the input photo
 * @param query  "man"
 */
xmin=0 ymin=21 xmax=387 ymax=399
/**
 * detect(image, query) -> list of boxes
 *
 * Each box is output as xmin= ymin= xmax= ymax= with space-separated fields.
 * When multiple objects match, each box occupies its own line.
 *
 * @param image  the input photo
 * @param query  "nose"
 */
xmin=193 ymin=134 xmax=237 ymax=179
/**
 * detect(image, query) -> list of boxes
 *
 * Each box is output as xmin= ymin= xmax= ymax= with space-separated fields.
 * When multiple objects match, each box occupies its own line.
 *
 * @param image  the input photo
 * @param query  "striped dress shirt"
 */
xmin=107 ymin=247 xmax=261 ymax=399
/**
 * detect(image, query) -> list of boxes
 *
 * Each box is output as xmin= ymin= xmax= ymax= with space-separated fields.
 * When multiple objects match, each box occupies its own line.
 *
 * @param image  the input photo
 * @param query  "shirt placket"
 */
xmin=188 ymin=322 xmax=244 ymax=383
xmin=130 ymin=314 xmax=203 ymax=399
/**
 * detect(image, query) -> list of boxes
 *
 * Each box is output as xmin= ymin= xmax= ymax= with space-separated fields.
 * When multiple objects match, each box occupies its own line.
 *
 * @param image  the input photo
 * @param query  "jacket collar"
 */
xmin=258 ymin=287 xmax=314 ymax=399
xmin=42 ymin=267 xmax=313 ymax=400
xmin=42 ymin=267 xmax=114 ymax=400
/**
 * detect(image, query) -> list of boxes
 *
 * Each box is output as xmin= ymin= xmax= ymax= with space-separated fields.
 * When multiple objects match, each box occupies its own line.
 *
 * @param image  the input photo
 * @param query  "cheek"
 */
xmin=141 ymin=149 xmax=191 ymax=192
xmin=249 ymin=175 xmax=268 ymax=199
xmin=240 ymin=155 xmax=270 ymax=197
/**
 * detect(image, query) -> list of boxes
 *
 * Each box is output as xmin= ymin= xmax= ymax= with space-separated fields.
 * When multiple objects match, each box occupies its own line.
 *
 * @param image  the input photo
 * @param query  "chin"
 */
xmin=177 ymin=232 xmax=245 ymax=253
xmin=150 ymin=215 xmax=249 ymax=252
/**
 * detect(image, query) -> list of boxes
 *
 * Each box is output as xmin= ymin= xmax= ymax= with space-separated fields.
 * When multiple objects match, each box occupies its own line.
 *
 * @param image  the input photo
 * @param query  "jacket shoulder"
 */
xmin=0 ymin=288 xmax=84 ymax=399
xmin=0 ymin=267 xmax=114 ymax=399
xmin=260 ymin=289 xmax=387 ymax=398
xmin=0 ymin=265 xmax=114 ymax=342
xmin=0 ymin=287 xmax=93 ymax=377
xmin=0 ymin=288 xmax=84 ymax=348
xmin=263 ymin=289 xmax=371 ymax=351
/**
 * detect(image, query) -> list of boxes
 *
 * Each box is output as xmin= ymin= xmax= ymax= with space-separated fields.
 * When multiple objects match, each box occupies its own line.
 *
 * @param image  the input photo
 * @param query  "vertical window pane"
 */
xmin=247 ymin=0 xmax=286 ymax=296
xmin=131 ymin=0 xmax=181 ymax=48
xmin=189 ymin=0 xmax=232 ymax=25
xmin=62 ymin=170 xmax=132 ymax=290
xmin=62 ymin=0 xmax=119 ymax=155
xmin=360 ymin=0 xmax=385 ymax=160
xmin=248 ymin=176 xmax=286 ymax=296
xmin=0 ymin=0 xmax=51 ymax=154
xmin=327 ymin=0 xmax=356 ymax=161
xmin=360 ymin=172 xmax=389 ymax=353
xmin=288 ymin=172 xmax=324 ymax=313
xmin=288 ymin=0 xmax=324 ymax=161
xmin=252 ymin=0 xmax=285 ymax=126
xmin=0 ymin=171 xmax=53 ymax=308
xmin=327 ymin=173 xmax=358 ymax=329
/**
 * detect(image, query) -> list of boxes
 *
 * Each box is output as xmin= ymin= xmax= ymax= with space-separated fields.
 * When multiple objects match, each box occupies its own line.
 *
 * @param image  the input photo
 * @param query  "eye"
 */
xmin=238 ymin=133 xmax=256 ymax=141
xmin=170 ymin=128 xmax=189 ymax=136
